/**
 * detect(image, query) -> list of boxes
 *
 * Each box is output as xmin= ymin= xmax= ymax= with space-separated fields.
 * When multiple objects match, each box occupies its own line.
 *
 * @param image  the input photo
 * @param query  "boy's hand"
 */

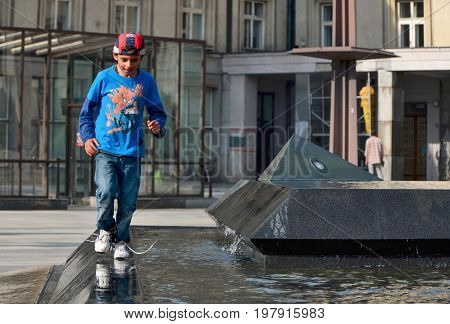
xmin=84 ymin=138 xmax=99 ymax=156
xmin=147 ymin=120 xmax=160 ymax=135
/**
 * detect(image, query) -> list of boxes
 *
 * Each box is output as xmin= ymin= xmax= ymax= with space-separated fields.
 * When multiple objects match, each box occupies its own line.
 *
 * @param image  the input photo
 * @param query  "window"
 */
xmin=244 ymin=1 xmax=265 ymax=49
xmin=397 ymin=1 xmax=424 ymax=48
xmin=182 ymin=0 xmax=205 ymax=40
xmin=115 ymin=0 xmax=140 ymax=33
xmin=45 ymin=0 xmax=72 ymax=30
xmin=321 ymin=4 xmax=333 ymax=47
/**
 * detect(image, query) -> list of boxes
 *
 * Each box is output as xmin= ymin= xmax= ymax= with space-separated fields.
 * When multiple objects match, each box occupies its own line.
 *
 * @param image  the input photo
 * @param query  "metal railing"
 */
xmin=0 ymin=159 xmax=65 ymax=198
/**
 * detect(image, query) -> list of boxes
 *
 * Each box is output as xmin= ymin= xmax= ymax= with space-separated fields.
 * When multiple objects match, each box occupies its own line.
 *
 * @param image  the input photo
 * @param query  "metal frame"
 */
xmin=0 ymin=26 xmax=207 ymax=198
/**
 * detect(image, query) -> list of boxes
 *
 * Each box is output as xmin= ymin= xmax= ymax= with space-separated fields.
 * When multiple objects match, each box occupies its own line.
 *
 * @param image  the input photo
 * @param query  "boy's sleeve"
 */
xmin=79 ymin=75 xmax=102 ymax=143
xmin=145 ymin=77 xmax=167 ymax=138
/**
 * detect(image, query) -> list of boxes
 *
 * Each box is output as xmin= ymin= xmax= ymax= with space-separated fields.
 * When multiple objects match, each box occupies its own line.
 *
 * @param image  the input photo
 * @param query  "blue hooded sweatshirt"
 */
xmin=78 ymin=66 xmax=166 ymax=157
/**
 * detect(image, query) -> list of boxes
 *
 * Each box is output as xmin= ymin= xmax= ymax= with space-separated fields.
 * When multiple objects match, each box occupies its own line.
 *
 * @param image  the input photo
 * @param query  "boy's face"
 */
xmin=114 ymin=53 xmax=142 ymax=77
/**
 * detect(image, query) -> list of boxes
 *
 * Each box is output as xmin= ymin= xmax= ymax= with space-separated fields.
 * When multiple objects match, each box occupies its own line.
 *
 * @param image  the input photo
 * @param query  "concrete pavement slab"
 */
xmin=0 ymin=208 xmax=215 ymax=274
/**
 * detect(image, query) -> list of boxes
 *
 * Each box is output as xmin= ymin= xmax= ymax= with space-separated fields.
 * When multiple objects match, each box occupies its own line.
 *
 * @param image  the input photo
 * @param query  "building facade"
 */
xmin=1 ymin=0 xmax=450 ymax=191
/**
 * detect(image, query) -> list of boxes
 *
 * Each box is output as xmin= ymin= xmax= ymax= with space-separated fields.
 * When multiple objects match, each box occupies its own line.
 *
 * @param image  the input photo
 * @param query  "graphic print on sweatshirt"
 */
xmin=105 ymin=84 xmax=143 ymax=135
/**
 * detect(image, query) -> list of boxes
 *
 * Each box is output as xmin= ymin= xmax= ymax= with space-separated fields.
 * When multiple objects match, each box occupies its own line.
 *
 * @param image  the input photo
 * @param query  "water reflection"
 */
xmin=133 ymin=227 xmax=450 ymax=304
xmin=88 ymin=256 xmax=140 ymax=304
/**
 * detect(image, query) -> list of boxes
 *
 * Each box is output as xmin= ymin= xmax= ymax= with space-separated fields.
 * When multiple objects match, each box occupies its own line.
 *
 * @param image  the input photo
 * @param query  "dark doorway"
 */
xmin=404 ymin=102 xmax=427 ymax=180
xmin=256 ymin=93 xmax=275 ymax=175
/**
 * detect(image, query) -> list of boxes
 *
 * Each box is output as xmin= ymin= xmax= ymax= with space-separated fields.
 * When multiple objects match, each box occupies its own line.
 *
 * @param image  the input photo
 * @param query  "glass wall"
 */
xmin=0 ymin=28 xmax=205 ymax=199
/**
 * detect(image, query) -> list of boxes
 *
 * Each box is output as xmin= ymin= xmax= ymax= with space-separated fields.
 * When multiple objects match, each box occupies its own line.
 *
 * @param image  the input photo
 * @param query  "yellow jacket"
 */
xmin=359 ymin=86 xmax=375 ymax=109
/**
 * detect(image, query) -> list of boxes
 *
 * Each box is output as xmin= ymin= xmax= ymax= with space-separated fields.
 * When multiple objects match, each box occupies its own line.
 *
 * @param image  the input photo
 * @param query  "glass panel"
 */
xmin=399 ymin=2 xmax=411 ymax=18
xmin=323 ymin=25 xmax=332 ymax=46
xmin=0 ymin=162 xmax=19 ymax=195
xmin=253 ymin=20 xmax=263 ymax=48
xmin=192 ymin=13 xmax=203 ymax=39
xmin=50 ymin=60 xmax=67 ymax=122
xmin=154 ymin=41 xmax=178 ymax=169
xmin=22 ymin=59 xmax=45 ymax=160
xmin=180 ymin=43 xmax=203 ymax=195
xmin=139 ymin=40 xmax=154 ymax=75
xmin=180 ymin=44 xmax=202 ymax=162
xmin=183 ymin=0 xmax=191 ymax=8
xmin=21 ymin=163 xmax=45 ymax=196
xmin=48 ymin=160 xmax=66 ymax=197
xmin=0 ymin=55 xmax=20 ymax=159
xmin=415 ymin=1 xmax=424 ymax=17
xmin=49 ymin=123 xmax=66 ymax=159
xmin=0 ymin=123 xmax=6 ymax=159
xmin=0 ymin=76 xmax=8 ymax=119
xmin=139 ymin=160 xmax=152 ymax=195
xmin=153 ymin=163 xmax=178 ymax=195
xmin=400 ymin=24 xmax=410 ymax=47
xmin=244 ymin=20 xmax=251 ymax=48
xmin=193 ymin=0 xmax=204 ymax=9
xmin=179 ymin=163 xmax=202 ymax=195
xmin=51 ymin=77 xmax=67 ymax=121
xmin=415 ymin=24 xmax=424 ymax=47
xmin=72 ymin=59 xmax=94 ymax=103
xmin=127 ymin=6 xmax=138 ymax=32
xmin=49 ymin=59 xmax=67 ymax=161
xmin=323 ymin=5 xmax=333 ymax=22
xmin=245 ymin=1 xmax=252 ymax=15
xmin=115 ymin=5 xmax=125 ymax=33
xmin=57 ymin=0 xmax=70 ymax=30
xmin=254 ymin=2 xmax=264 ymax=18
xmin=103 ymin=45 xmax=116 ymax=69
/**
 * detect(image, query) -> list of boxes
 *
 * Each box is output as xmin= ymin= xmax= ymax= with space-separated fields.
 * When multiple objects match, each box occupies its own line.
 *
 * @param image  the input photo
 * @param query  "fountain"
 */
xmin=35 ymin=138 xmax=450 ymax=304
xmin=207 ymin=136 xmax=450 ymax=267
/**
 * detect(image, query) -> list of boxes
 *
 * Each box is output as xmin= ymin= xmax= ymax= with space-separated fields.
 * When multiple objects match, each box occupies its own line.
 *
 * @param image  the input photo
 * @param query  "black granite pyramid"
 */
xmin=207 ymin=136 xmax=450 ymax=258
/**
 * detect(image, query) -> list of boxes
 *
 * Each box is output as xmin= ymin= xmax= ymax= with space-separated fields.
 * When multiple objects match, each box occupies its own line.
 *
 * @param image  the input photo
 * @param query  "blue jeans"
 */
xmin=94 ymin=152 xmax=141 ymax=242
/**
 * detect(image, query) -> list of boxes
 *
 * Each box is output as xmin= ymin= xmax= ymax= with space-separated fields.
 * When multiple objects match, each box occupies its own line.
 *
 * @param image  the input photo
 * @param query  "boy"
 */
xmin=79 ymin=32 xmax=166 ymax=259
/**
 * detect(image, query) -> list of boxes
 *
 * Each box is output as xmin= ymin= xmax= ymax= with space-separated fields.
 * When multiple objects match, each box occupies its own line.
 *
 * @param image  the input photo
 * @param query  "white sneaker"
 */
xmin=95 ymin=230 xmax=112 ymax=253
xmin=95 ymin=264 xmax=111 ymax=289
xmin=113 ymin=259 xmax=129 ymax=278
xmin=114 ymin=241 xmax=130 ymax=259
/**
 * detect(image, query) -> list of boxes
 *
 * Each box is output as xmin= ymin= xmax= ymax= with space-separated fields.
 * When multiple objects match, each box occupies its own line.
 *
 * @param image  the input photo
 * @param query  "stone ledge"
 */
xmin=85 ymin=196 xmax=217 ymax=209
xmin=0 ymin=197 xmax=69 ymax=210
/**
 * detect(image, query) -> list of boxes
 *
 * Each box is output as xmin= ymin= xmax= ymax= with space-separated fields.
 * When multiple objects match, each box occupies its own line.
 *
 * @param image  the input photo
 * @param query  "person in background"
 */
xmin=365 ymin=130 xmax=384 ymax=179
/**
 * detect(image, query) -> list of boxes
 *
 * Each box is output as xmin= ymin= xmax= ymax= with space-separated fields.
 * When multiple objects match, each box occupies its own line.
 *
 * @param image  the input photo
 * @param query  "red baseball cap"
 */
xmin=113 ymin=32 xmax=146 ymax=56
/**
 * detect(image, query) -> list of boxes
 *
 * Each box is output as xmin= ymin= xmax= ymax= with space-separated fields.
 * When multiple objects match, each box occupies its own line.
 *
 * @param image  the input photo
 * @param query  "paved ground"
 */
xmin=0 ymin=207 xmax=217 ymax=303
xmin=0 ymin=207 xmax=216 ymax=274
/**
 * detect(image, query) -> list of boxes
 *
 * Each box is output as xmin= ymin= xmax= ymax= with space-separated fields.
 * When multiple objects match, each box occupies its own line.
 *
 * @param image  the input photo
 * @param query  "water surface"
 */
xmin=132 ymin=227 xmax=449 ymax=303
